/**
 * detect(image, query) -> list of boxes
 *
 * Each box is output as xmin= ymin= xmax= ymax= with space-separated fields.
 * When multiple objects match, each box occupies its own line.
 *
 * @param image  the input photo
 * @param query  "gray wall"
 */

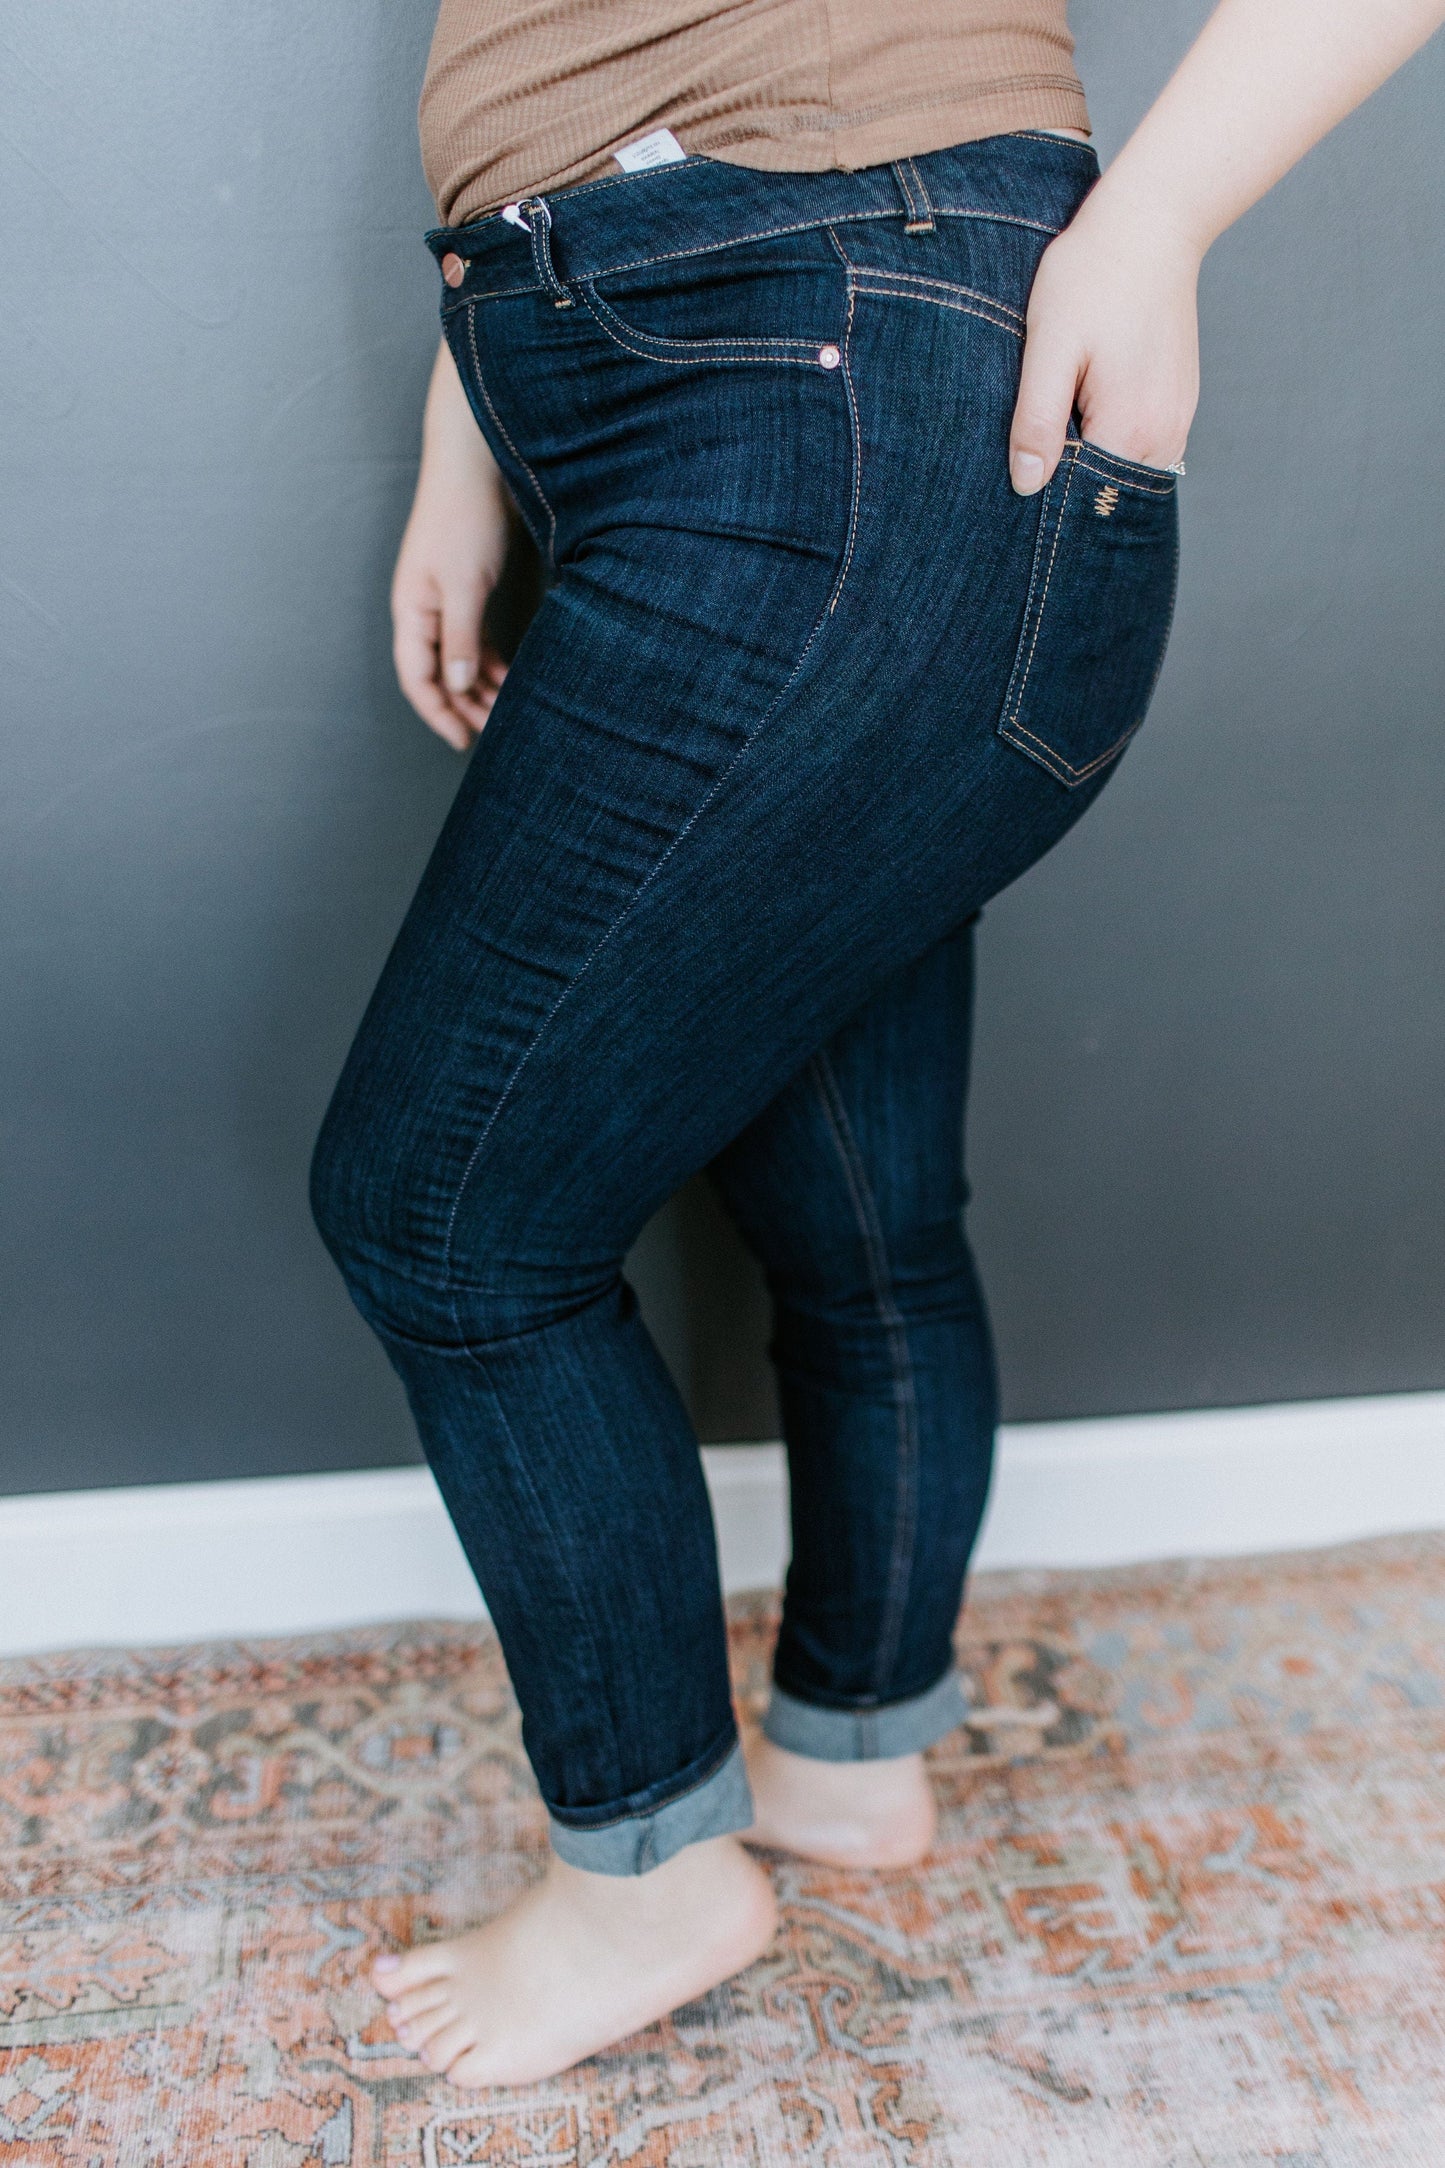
xmin=3 ymin=2 xmax=1442 ymax=1496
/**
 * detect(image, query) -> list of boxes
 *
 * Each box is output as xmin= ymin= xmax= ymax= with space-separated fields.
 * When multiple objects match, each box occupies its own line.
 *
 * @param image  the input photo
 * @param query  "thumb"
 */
xmin=1008 ymin=321 xmax=1081 ymax=497
xmin=439 ymin=578 xmax=487 ymax=694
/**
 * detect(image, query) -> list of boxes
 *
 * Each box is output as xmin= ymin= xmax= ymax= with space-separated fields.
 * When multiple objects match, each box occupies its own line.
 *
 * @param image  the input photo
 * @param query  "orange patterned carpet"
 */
xmin=4 ymin=1532 xmax=1445 ymax=2165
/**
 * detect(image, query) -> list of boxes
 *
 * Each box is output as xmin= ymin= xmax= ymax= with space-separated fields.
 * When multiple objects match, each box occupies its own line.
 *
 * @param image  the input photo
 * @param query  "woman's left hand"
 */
xmin=1008 ymin=193 xmax=1202 ymax=493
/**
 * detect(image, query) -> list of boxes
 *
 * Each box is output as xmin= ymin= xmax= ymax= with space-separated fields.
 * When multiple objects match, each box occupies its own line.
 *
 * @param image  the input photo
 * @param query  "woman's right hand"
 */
xmin=392 ymin=339 xmax=514 ymax=751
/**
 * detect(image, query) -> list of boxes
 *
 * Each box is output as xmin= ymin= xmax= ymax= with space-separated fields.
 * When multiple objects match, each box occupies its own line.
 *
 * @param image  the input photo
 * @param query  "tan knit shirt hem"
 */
xmin=439 ymin=83 xmax=1090 ymax=227
xmin=423 ymin=0 xmax=1091 ymax=230
xmin=700 ymin=84 xmax=1091 ymax=179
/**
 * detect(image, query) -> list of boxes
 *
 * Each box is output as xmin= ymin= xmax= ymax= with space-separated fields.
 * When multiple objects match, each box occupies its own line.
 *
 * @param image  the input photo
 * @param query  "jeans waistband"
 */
xmin=424 ymin=133 xmax=1099 ymax=301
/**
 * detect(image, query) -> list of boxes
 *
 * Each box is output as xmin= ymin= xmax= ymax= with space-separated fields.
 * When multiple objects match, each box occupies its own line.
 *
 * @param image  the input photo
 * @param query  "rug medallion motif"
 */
xmin=3 ymin=1533 xmax=1444 ymax=2164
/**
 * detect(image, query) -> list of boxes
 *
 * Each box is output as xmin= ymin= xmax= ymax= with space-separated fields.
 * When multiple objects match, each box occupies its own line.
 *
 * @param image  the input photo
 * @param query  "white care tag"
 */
xmin=500 ymin=202 xmax=530 ymax=230
xmin=614 ymin=128 xmax=686 ymax=174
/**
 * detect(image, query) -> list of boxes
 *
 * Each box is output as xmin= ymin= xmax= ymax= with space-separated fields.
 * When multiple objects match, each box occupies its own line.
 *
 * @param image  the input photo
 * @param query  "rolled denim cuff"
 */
xmin=762 ymin=1667 xmax=968 ymax=1762
xmin=547 ymin=1739 xmax=754 ymax=1876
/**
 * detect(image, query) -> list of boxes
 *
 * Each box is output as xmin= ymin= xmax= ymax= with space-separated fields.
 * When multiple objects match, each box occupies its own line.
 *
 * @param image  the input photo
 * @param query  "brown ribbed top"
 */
xmin=420 ymin=0 xmax=1090 ymax=227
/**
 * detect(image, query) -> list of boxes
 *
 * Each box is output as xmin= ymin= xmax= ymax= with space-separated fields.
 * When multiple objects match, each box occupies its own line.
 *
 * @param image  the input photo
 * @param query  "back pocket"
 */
xmin=997 ymin=440 xmax=1179 ymax=788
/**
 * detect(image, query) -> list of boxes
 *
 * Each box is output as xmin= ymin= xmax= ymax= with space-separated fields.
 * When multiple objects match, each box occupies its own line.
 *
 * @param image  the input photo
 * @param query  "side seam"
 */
xmin=464 ymin=302 xmax=559 ymax=567
xmin=808 ymin=1048 xmax=921 ymax=1699
xmin=437 ymin=374 xmax=862 ymax=1325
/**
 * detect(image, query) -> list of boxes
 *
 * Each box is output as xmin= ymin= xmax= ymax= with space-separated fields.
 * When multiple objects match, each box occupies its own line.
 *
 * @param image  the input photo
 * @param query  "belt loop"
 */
xmin=891 ymin=158 xmax=936 ymax=236
xmin=524 ymin=196 xmax=573 ymax=307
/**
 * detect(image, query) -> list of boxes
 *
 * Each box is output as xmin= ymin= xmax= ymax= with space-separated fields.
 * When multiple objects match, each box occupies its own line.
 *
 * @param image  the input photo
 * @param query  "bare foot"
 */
xmin=372 ymin=1833 xmax=775 ymax=2088
xmin=741 ymin=1725 xmax=937 ymax=1868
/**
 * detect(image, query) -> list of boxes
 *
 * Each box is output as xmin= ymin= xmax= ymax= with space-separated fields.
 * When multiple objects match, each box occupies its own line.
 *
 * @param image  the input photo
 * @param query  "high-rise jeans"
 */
xmin=311 ymin=132 xmax=1179 ymax=1873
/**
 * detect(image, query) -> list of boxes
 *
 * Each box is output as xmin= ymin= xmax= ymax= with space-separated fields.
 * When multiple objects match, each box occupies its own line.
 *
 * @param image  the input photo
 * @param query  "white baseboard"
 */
xmin=4 ymin=1391 xmax=1445 ymax=1657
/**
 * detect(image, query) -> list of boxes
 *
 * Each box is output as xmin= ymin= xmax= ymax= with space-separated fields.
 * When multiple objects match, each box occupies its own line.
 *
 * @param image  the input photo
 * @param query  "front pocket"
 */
xmin=581 ymin=233 xmax=845 ymax=367
xmin=997 ymin=441 xmax=1179 ymax=788
xmin=581 ymin=281 xmax=826 ymax=367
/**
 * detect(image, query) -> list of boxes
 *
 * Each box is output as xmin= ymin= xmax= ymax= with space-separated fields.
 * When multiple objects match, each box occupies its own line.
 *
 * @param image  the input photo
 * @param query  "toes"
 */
xmin=443 ymin=2042 xmax=499 ymax=2090
xmin=387 ymin=1984 xmax=452 ymax=2030
xmin=373 ymin=1945 xmax=452 ymax=1999
xmin=396 ymin=1998 xmax=460 ymax=2053
xmin=420 ymin=2017 xmax=481 ymax=2075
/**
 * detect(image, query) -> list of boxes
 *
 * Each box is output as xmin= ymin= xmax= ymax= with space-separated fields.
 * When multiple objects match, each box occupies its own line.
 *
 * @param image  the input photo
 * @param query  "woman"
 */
xmin=310 ymin=0 xmax=1444 ymax=2091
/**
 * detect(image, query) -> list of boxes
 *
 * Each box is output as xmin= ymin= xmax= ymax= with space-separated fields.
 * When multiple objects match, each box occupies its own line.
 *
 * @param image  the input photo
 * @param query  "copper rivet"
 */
xmin=818 ymin=344 xmax=842 ymax=370
xmin=441 ymin=253 xmax=465 ymax=289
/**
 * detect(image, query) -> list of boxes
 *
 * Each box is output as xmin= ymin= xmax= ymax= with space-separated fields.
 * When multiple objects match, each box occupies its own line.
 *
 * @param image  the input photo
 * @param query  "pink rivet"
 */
xmin=818 ymin=344 xmax=842 ymax=370
xmin=441 ymin=253 xmax=465 ymax=289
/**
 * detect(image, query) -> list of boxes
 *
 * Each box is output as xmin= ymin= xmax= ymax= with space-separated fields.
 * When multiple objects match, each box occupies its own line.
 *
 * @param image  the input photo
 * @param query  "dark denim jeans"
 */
xmin=312 ymin=133 xmax=1178 ymax=1872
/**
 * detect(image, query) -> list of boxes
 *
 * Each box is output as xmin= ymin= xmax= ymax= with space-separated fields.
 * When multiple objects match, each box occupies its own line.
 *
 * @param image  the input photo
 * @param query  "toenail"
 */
xmin=374 ymin=1954 xmax=400 ymax=1974
xmin=395 ymin=2026 xmax=414 ymax=2046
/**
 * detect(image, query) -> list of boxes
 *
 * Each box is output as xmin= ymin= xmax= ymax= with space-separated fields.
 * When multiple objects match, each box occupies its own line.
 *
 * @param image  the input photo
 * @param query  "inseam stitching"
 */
xmin=809 ymin=1049 xmax=921 ymax=1699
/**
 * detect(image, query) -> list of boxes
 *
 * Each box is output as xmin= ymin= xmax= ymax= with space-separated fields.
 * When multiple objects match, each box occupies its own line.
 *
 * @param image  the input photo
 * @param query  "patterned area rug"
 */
xmin=3 ymin=1533 xmax=1445 ymax=2166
